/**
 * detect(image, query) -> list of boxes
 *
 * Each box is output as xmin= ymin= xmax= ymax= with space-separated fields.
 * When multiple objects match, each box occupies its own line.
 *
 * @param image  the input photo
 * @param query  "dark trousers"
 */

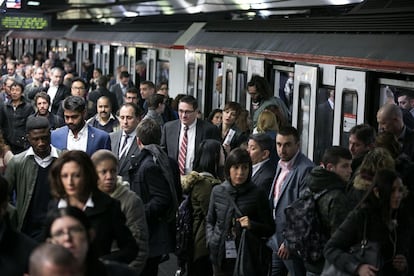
xmin=271 ymin=251 xmax=306 ymax=276
xmin=212 ymin=258 xmax=236 ymax=276
xmin=141 ymin=256 xmax=162 ymax=276
xmin=188 ymin=256 xmax=213 ymax=276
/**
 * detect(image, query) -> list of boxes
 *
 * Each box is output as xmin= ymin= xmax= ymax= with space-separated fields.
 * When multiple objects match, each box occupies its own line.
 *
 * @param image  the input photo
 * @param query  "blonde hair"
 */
xmin=256 ymin=110 xmax=279 ymax=133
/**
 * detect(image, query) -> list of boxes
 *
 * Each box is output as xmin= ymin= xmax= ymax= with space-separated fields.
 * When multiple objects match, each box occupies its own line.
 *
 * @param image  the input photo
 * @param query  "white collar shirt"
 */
xmin=67 ymin=123 xmax=88 ymax=152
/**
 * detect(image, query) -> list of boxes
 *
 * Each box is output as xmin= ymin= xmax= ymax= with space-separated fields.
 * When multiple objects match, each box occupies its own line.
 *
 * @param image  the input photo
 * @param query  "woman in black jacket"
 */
xmin=48 ymin=150 xmax=138 ymax=264
xmin=324 ymin=169 xmax=410 ymax=276
xmin=206 ymin=148 xmax=274 ymax=276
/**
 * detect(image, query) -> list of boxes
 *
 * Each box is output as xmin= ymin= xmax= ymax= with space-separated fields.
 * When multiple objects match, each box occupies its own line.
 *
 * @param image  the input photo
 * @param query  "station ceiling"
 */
xmin=5 ymin=0 xmax=366 ymax=24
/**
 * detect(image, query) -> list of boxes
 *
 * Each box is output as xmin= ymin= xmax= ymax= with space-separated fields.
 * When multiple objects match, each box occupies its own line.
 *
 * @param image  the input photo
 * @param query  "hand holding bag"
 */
xmin=321 ymin=216 xmax=382 ymax=276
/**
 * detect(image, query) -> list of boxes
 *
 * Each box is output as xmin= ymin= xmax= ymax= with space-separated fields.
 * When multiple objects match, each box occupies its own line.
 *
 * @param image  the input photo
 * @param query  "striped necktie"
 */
xmin=178 ymin=126 xmax=188 ymax=175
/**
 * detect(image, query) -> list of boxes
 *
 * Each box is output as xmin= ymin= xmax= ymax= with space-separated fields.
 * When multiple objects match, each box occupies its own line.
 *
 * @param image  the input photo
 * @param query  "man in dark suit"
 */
xmin=160 ymin=95 xmax=220 ymax=175
xmin=110 ymin=71 xmax=133 ymax=109
xmin=377 ymin=103 xmax=414 ymax=161
xmin=51 ymin=96 xmax=111 ymax=156
xmin=248 ymin=133 xmax=277 ymax=196
xmin=314 ymin=89 xmax=334 ymax=164
xmin=269 ymin=126 xmax=314 ymax=276
xmin=110 ymin=103 xmax=142 ymax=182
xmin=47 ymin=67 xmax=70 ymax=115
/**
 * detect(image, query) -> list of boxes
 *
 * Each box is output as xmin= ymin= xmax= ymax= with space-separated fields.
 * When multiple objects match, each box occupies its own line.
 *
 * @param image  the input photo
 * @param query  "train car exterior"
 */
xmin=3 ymin=7 xmax=414 ymax=163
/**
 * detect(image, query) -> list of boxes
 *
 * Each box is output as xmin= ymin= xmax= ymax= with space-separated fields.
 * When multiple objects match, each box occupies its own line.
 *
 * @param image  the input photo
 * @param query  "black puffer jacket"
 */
xmin=206 ymin=180 xmax=273 ymax=269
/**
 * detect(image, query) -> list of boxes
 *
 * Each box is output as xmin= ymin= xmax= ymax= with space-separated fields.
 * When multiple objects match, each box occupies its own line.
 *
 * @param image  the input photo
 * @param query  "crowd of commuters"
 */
xmin=0 ymin=49 xmax=412 ymax=276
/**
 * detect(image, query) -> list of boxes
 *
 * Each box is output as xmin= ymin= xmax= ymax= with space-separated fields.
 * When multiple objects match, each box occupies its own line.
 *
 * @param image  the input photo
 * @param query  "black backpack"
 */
xmin=283 ymin=189 xmax=329 ymax=262
xmin=175 ymin=193 xmax=194 ymax=265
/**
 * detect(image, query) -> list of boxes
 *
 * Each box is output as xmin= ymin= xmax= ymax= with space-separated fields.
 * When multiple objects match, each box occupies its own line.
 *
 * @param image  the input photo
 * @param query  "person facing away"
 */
xmin=269 ymin=126 xmax=314 ymax=276
xmin=128 ymin=118 xmax=179 ymax=276
xmin=5 ymin=116 xmax=62 ymax=240
xmin=305 ymin=146 xmax=353 ymax=275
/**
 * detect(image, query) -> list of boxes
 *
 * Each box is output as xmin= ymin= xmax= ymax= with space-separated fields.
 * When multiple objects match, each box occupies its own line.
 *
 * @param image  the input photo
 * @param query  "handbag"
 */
xmin=321 ymin=216 xmax=382 ymax=276
xmin=222 ymin=187 xmax=270 ymax=276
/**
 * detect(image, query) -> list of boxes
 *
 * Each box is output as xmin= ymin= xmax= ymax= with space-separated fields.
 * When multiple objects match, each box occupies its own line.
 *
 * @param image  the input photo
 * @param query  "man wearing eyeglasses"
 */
xmin=161 ymin=95 xmax=220 ymax=175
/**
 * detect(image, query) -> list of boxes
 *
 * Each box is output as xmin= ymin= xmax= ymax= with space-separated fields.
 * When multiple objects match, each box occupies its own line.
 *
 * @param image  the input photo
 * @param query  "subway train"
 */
xmin=2 ymin=1 xmax=414 ymax=164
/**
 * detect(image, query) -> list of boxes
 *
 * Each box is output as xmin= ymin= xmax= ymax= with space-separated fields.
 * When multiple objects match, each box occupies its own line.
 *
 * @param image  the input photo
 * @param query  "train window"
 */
xmin=297 ymin=83 xmax=311 ymax=155
xmin=340 ymin=89 xmax=358 ymax=147
xmin=225 ymin=70 xmax=233 ymax=103
xmin=314 ymin=87 xmax=334 ymax=164
xmin=187 ymin=63 xmax=195 ymax=96
xmin=148 ymin=59 xmax=154 ymax=82
xmin=196 ymin=65 xmax=204 ymax=106
xmin=237 ymin=72 xmax=247 ymax=108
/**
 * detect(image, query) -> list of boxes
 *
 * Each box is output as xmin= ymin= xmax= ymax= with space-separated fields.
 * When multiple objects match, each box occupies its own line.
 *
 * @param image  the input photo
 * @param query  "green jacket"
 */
xmin=5 ymin=148 xmax=62 ymax=231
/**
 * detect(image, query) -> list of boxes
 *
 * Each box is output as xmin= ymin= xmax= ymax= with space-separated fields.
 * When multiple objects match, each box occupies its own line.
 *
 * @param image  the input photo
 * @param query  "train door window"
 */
xmin=273 ymin=65 xmax=294 ymax=119
xmin=225 ymin=69 xmax=233 ymax=103
xmin=313 ymin=87 xmax=335 ymax=164
xmin=333 ymin=69 xmax=367 ymax=148
xmin=187 ymin=62 xmax=195 ymax=96
xmin=297 ymin=84 xmax=311 ymax=155
xmin=340 ymin=90 xmax=358 ymax=147
xmin=211 ymin=58 xmax=223 ymax=109
xmin=196 ymin=65 xmax=204 ymax=107
xmin=237 ymin=72 xmax=247 ymax=108
xmin=157 ymin=60 xmax=169 ymax=85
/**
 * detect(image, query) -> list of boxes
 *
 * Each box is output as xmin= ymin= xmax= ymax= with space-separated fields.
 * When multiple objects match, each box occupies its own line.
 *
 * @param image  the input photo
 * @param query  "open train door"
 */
xmin=292 ymin=64 xmax=319 ymax=160
xmin=333 ymin=69 xmax=367 ymax=148
xmin=147 ymin=49 xmax=157 ymax=84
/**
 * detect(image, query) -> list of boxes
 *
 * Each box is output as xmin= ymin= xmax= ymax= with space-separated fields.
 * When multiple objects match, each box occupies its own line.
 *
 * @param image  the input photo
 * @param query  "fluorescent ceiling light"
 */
xmin=123 ymin=11 xmax=138 ymax=17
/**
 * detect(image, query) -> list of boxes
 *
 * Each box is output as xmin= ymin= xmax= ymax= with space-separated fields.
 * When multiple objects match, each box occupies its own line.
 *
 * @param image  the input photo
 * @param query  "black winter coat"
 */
xmin=206 ymin=180 xmax=273 ymax=271
xmin=324 ymin=202 xmax=411 ymax=275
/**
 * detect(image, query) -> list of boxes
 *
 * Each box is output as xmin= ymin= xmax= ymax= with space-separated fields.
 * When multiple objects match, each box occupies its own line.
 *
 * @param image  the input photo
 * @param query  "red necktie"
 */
xmin=178 ymin=126 xmax=188 ymax=175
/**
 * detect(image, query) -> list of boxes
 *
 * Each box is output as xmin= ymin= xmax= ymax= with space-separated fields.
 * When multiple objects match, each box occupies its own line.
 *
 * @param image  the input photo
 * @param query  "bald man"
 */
xmin=377 ymin=103 xmax=414 ymax=160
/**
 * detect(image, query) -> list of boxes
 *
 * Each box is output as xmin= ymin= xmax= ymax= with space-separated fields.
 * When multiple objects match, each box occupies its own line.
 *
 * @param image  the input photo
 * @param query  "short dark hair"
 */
xmin=179 ymin=95 xmax=198 ymax=110
xmin=247 ymin=75 xmax=272 ymax=100
xmin=96 ymin=76 xmax=108 ymax=88
xmin=137 ymin=119 xmax=161 ymax=145
xmin=119 ymin=102 xmax=143 ymax=118
xmin=11 ymin=80 xmax=24 ymax=91
xmin=140 ymin=80 xmax=155 ymax=89
xmin=194 ymin=139 xmax=223 ymax=177
xmin=126 ymin=87 xmax=139 ymax=95
xmin=349 ymin=124 xmax=376 ymax=146
xmin=322 ymin=146 xmax=352 ymax=166
xmin=34 ymin=91 xmax=50 ymax=105
xmin=249 ymin=133 xmax=274 ymax=152
xmin=148 ymin=93 xmax=165 ymax=110
xmin=97 ymin=95 xmax=112 ymax=109
xmin=278 ymin=126 xmax=300 ymax=143
xmin=224 ymin=147 xmax=252 ymax=183
xmin=49 ymin=150 xmax=98 ymax=199
xmin=71 ymin=77 xmax=86 ymax=88
xmin=63 ymin=96 xmax=86 ymax=112
xmin=26 ymin=116 xmax=50 ymax=132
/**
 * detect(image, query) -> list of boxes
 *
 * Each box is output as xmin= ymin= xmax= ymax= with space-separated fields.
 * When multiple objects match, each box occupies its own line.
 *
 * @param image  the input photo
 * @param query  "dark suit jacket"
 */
xmin=50 ymin=84 xmax=70 ymax=115
xmin=160 ymin=119 xmax=220 ymax=169
xmin=110 ymin=83 xmax=133 ymax=108
xmin=251 ymin=159 xmax=277 ymax=196
xmin=400 ymin=126 xmax=414 ymax=162
xmin=51 ymin=125 xmax=111 ymax=156
xmin=110 ymin=130 xmax=140 ymax=182
xmin=268 ymin=152 xmax=314 ymax=248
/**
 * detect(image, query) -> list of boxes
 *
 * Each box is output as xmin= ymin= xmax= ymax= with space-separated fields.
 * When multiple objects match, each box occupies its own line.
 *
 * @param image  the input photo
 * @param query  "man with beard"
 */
xmin=5 ymin=116 xmax=62 ymax=240
xmin=51 ymin=96 xmax=111 ymax=156
xmin=87 ymin=96 xmax=119 ymax=133
xmin=28 ymin=92 xmax=64 ymax=130
xmin=247 ymin=75 xmax=289 ymax=127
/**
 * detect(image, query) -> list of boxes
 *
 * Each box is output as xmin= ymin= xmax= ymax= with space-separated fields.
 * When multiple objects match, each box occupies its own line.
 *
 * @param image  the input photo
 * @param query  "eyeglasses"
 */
xmin=178 ymin=109 xmax=195 ymax=115
xmin=72 ymin=86 xmax=85 ymax=90
xmin=51 ymin=225 xmax=85 ymax=240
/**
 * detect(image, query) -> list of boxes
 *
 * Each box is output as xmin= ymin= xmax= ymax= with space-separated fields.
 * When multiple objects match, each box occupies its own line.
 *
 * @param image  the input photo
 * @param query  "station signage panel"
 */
xmin=1 ymin=14 xmax=50 ymax=30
